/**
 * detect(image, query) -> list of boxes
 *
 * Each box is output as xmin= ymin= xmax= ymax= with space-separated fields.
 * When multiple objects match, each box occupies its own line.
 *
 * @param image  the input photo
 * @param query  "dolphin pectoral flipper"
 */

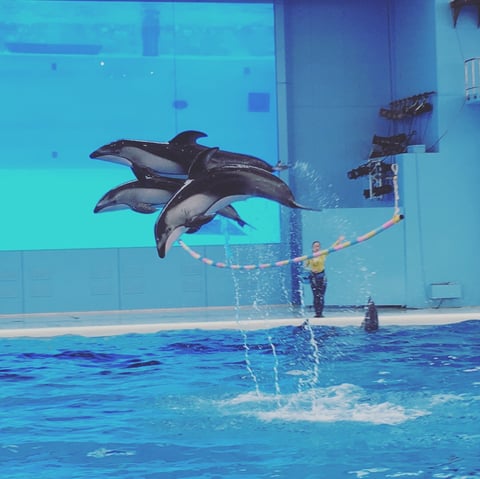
xmin=131 ymin=203 xmax=158 ymax=214
xmin=185 ymin=214 xmax=216 ymax=230
xmin=131 ymin=165 xmax=159 ymax=181
xmin=183 ymin=214 xmax=216 ymax=235
xmin=187 ymin=147 xmax=219 ymax=179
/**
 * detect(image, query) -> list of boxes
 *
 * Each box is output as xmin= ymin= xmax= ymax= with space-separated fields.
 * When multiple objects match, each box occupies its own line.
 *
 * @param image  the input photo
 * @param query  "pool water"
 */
xmin=1 ymin=320 xmax=479 ymax=478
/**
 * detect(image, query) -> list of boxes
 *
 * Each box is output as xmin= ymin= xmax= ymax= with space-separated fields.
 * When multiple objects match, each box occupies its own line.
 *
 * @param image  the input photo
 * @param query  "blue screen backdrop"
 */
xmin=1 ymin=1 xmax=280 ymax=251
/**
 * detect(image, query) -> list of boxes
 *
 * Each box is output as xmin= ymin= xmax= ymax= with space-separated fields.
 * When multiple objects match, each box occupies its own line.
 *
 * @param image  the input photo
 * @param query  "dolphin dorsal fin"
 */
xmin=187 ymin=147 xmax=219 ymax=179
xmin=169 ymin=130 xmax=208 ymax=145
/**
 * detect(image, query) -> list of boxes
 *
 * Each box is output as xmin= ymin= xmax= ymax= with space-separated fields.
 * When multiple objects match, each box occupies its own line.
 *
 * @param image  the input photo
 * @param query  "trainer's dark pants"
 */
xmin=309 ymin=272 xmax=326 ymax=317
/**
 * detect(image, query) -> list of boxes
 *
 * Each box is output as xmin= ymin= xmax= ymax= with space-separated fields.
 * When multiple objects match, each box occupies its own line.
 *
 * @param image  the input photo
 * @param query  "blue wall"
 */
xmin=394 ymin=0 xmax=480 ymax=307
xmin=0 ymin=244 xmax=290 ymax=314
xmin=285 ymin=0 xmax=480 ymax=309
xmin=282 ymin=0 xmax=393 ymax=210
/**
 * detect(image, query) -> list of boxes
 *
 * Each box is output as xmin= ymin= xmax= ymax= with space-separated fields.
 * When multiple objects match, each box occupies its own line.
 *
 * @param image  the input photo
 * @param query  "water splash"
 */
xmin=297 ymin=321 xmax=321 ymax=392
xmin=251 ymin=299 xmax=282 ymax=400
xmin=267 ymin=332 xmax=281 ymax=403
xmin=220 ymin=383 xmax=429 ymax=426
xmin=240 ymin=330 xmax=260 ymax=396
xmin=224 ymin=228 xmax=262 ymax=397
xmin=292 ymin=161 xmax=339 ymax=209
xmin=230 ymin=270 xmax=260 ymax=396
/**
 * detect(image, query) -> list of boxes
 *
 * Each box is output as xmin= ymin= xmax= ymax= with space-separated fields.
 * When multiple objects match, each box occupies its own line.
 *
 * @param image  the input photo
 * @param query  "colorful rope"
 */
xmin=178 ymin=213 xmax=404 ymax=271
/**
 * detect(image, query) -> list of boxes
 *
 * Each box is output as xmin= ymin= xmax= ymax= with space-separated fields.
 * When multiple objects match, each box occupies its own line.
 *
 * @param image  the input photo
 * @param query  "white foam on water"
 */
xmin=285 ymin=369 xmax=309 ymax=376
xmin=2 ymin=444 xmax=19 ymax=453
xmin=429 ymin=393 xmax=466 ymax=405
xmin=463 ymin=365 xmax=480 ymax=373
xmin=220 ymin=383 xmax=429 ymax=425
xmin=348 ymin=467 xmax=390 ymax=478
xmin=87 ymin=448 xmax=136 ymax=458
xmin=222 ymin=390 xmax=276 ymax=406
xmin=349 ymin=469 xmax=426 ymax=478
xmin=385 ymin=473 xmax=425 ymax=477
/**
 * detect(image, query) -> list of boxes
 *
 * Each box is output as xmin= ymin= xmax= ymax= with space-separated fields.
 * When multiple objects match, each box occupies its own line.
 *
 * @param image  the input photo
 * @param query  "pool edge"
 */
xmin=0 ymin=309 xmax=478 ymax=338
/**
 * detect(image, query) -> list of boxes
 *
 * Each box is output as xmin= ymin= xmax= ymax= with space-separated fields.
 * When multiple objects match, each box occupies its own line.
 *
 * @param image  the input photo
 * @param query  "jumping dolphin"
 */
xmin=89 ymin=130 xmax=287 ymax=179
xmin=93 ymin=177 xmax=249 ymax=228
xmin=94 ymin=177 xmax=184 ymax=214
xmin=89 ymin=131 xmax=206 ymax=178
xmin=154 ymin=148 xmax=320 ymax=258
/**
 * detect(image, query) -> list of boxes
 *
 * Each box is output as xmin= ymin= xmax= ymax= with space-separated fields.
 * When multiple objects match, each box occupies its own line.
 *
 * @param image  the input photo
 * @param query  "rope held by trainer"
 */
xmin=178 ymin=214 xmax=404 ymax=270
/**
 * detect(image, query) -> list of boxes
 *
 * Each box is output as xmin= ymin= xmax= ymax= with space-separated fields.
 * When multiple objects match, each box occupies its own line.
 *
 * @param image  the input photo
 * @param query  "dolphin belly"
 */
xmin=91 ymin=154 xmax=133 ymax=167
xmin=120 ymin=146 xmax=188 ymax=175
xmin=128 ymin=187 xmax=175 ymax=206
xmin=95 ymin=185 xmax=177 ymax=214
xmin=165 ymin=192 xmax=217 ymax=225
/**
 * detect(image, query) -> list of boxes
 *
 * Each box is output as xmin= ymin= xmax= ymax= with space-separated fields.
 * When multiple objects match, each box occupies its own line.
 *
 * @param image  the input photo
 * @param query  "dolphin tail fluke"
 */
xmin=217 ymin=205 xmax=253 ymax=229
xmin=273 ymin=161 xmax=289 ymax=172
xmin=233 ymin=217 xmax=255 ymax=229
xmin=239 ymin=219 xmax=255 ymax=229
xmin=292 ymin=202 xmax=323 ymax=212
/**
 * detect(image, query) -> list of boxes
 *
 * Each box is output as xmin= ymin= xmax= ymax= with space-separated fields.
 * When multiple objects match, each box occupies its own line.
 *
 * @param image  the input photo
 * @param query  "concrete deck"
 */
xmin=0 ymin=305 xmax=479 ymax=338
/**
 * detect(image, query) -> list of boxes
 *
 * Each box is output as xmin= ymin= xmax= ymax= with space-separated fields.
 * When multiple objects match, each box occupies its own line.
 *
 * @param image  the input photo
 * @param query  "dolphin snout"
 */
xmin=89 ymin=146 xmax=114 ymax=159
xmin=156 ymin=235 xmax=169 ymax=258
xmin=155 ymin=226 xmax=186 ymax=259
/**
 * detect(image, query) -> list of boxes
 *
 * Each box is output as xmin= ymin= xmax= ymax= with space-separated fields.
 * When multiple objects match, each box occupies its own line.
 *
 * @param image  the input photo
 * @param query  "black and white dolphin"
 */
xmin=93 ymin=177 xmax=249 ymax=228
xmin=154 ymin=148 xmax=320 ymax=258
xmin=94 ymin=177 xmax=184 ymax=214
xmin=89 ymin=130 xmax=287 ymax=179
xmin=362 ymin=297 xmax=379 ymax=332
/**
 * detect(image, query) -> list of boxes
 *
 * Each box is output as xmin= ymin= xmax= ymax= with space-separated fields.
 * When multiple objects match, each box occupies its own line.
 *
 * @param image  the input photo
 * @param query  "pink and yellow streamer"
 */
xmin=178 ymin=214 xmax=404 ymax=271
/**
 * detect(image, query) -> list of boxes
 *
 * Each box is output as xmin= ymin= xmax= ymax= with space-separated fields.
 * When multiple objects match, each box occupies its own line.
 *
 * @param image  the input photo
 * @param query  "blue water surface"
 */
xmin=1 ymin=320 xmax=479 ymax=478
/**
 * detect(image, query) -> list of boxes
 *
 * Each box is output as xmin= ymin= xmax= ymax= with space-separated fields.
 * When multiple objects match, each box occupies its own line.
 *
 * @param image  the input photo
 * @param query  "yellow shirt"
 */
xmin=304 ymin=254 xmax=327 ymax=273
